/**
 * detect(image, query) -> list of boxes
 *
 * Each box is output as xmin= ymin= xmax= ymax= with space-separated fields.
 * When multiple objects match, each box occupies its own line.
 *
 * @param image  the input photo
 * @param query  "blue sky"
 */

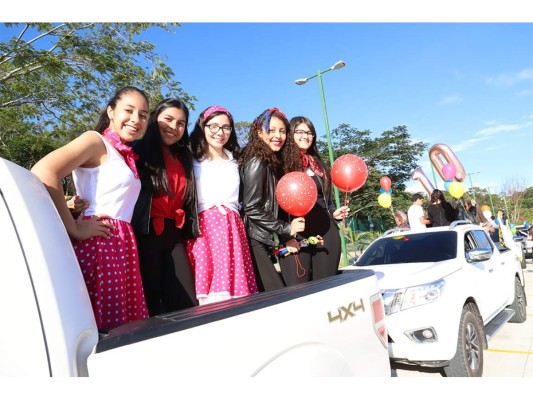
xmin=140 ymin=22 xmax=533 ymax=195
xmin=3 ymin=4 xmax=533 ymax=197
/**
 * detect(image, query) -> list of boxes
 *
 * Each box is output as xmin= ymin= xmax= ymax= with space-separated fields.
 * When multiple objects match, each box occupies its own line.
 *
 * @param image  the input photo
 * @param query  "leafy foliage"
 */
xmin=0 ymin=23 xmax=197 ymax=167
xmin=316 ymin=124 xmax=427 ymax=226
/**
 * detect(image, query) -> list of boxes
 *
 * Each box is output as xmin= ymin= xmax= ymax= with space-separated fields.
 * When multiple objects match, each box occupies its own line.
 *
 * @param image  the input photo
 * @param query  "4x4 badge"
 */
xmin=328 ymin=299 xmax=365 ymax=323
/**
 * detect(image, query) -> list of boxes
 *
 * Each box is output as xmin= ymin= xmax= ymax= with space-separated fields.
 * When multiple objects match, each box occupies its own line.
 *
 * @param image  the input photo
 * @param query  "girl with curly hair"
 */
xmin=238 ymin=107 xmax=305 ymax=291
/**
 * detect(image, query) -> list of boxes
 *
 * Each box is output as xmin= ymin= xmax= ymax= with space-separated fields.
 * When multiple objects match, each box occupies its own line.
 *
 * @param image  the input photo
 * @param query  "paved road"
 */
xmin=394 ymin=258 xmax=533 ymax=377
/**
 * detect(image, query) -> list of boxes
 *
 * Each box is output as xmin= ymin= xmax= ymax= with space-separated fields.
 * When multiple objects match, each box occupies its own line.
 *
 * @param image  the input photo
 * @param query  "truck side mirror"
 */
xmin=466 ymin=247 xmax=492 ymax=263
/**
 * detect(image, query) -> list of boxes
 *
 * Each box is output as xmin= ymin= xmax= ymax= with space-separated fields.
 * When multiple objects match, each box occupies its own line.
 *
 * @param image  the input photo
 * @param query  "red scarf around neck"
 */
xmin=300 ymin=153 xmax=323 ymax=177
xmin=103 ymin=128 xmax=139 ymax=179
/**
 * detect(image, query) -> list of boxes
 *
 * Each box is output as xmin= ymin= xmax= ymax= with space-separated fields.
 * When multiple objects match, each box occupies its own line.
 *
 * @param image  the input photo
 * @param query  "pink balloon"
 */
xmin=275 ymin=172 xmax=317 ymax=217
xmin=331 ymin=154 xmax=368 ymax=193
xmin=442 ymin=163 xmax=457 ymax=180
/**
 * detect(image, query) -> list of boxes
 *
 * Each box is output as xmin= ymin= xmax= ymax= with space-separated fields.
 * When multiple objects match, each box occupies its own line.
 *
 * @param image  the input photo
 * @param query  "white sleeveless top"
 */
xmin=72 ymin=132 xmax=141 ymax=223
xmin=194 ymin=149 xmax=240 ymax=214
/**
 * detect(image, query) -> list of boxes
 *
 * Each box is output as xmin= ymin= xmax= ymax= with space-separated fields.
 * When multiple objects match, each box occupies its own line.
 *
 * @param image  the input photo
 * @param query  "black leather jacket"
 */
xmin=240 ymin=157 xmax=292 ymax=247
xmin=131 ymin=157 xmax=200 ymax=240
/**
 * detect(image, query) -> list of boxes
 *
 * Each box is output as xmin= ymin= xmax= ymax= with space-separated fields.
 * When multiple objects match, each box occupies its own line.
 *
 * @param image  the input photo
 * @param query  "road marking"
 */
xmin=487 ymin=348 xmax=533 ymax=355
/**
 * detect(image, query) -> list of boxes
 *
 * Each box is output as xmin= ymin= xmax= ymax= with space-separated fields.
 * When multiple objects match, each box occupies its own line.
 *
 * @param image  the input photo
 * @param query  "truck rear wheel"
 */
xmin=508 ymin=277 xmax=527 ymax=323
xmin=444 ymin=307 xmax=483 ymax=377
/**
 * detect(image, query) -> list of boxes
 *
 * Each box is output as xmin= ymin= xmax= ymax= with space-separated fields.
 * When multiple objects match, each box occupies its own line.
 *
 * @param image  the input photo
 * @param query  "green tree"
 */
xmin=316 ymin=124 xmax=428 ymax=228
xmin=0 ymin=23 xmax=197 ymax=167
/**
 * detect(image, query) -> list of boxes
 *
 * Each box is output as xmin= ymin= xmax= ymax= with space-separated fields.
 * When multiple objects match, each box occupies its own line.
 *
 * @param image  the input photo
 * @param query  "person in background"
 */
xmin=427 ymin=189 xmax=458 ymax=227
xmin=452 ymin=197 xmax=476 ymax=224
xmin=238 ymin=107 xmax=305 ymax=292
xmin=407 ymin=193 xmax=430 ymax=229
xmin=278 ymin=116 xmax=349 ymax=286
xmin=394 ymin=210 xmax=410 ymax=229
xmin=186 ymin=106 xmax=258 ymax=304
xmin=131 ymin=98 xmax=199 ymax=316
xmin=474 ymin=205 xmax=496 ymax=235
xmin=466 ymin=199 xmax=478 ymax=221
xmin=31 ymin=86 xmax=150 ymax=330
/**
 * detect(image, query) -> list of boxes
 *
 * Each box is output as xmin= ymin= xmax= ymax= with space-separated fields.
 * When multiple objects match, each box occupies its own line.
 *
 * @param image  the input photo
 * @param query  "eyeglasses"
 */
xmin=294 ymin=130 xmax=314 ymax=137
xmin=206 ymin=124 xmax=232 ymax=135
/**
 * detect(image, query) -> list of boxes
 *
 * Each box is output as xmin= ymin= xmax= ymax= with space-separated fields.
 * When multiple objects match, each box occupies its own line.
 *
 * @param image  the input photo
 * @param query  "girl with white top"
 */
xmin=186 ymin=106 xmax=258 ymax=304
xmin=31 ymin=86 xmax=150 ymax=330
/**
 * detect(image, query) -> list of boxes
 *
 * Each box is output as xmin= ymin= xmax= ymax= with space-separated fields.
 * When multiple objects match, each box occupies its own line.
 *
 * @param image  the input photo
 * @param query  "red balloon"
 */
xmin=380 ymin=176 xmax=392 ymax=192
xmin=331 ymin=154 xmax=368 ymax=193
xmin=275 ymin=172 xmax=317 ymax=217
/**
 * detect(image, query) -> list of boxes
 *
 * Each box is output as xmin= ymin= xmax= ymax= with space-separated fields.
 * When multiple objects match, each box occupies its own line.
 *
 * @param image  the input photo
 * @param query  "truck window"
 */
xmin=470 ymin=230 xmax=494 ymax=253
xmin=357 ymin=231 xmax=457 ymax=266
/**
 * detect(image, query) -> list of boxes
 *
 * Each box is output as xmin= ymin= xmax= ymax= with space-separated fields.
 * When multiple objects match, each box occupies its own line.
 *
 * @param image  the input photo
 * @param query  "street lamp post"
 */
xmin=295 ymin=60 xmax=349 ymax=267
xmin=466 ymin=171 xmax=480 ymax=201
xmin=487 ymin=186 xmax=496 ymax=215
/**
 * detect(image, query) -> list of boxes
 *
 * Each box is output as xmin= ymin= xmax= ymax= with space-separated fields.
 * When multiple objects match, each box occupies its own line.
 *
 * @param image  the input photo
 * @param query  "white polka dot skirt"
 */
xmin=186 ymin=207 xmax=258 ymax=305
xmin=72 ymin=217 xmax=149 ymax=330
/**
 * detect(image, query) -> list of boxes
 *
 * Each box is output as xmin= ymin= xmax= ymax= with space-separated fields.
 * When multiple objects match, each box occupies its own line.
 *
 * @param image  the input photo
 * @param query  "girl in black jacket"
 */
xmin=278 ymin=116 xmax=349 ymax=286
xmin=238 ymin=108 xmax=305 ymax=292
xmin=131 ymin=98 xmax=199 ymax=316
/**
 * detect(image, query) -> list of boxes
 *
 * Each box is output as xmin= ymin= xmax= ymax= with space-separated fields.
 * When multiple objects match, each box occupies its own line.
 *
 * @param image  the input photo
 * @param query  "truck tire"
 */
xmin=508 ymin=277 xmax=527 ymax=323
xmin=443 ymin=307 xmax=483 ymax=377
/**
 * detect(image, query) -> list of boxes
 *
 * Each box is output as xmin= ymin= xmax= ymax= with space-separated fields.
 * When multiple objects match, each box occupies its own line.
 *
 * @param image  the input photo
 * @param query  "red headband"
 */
xmin=204 ymin=106 xmax=232 ymax=122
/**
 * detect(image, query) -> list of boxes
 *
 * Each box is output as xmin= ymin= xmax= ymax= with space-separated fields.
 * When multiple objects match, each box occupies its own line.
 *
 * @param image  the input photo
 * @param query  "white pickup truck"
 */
xmin=352 ymin=222 xmax=527 ymax=377
xmin=0 ymin=157 xmax=391 ymax=377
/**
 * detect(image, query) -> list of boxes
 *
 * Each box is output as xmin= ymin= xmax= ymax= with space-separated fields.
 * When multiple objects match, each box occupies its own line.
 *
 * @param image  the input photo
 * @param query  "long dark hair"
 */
xmin=288 ymin=116 xmax=331 ymax=194
xmin=238 ymin=107 xmax=297 ymax=179
xmin=94 ymin=86 xmax=149 ymax=133
xmin=190 ymin=107 xmax=240 ymax=160
xmin=133 ymin=98 xmax=193 ymax=197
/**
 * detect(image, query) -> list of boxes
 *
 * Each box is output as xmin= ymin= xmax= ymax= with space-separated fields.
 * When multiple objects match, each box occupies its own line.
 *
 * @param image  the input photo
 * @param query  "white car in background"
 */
xmin=353 ymin=221 xmax=527 ymax=377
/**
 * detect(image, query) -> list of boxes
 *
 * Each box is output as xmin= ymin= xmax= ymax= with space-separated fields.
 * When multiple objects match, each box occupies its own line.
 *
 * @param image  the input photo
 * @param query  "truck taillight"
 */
xmin=370 ymin=293 xmax=388 ymax=349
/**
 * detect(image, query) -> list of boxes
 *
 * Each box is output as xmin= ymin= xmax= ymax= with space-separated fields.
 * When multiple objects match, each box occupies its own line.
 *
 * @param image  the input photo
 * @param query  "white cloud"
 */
xmin=486 ymin=68 xmax=533 ymax=87
xmin=475 ymin=122 xmax=531 ymax=137
xmin=516 ymin=89 xmax=533 ymax=97
xmin=438 ymin=95 xmax=464 ymax=105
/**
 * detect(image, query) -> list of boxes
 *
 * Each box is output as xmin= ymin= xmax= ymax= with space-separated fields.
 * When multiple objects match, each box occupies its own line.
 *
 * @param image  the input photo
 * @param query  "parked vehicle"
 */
xmin=350 ymin=221 xmax=527 ymax=377
xmin=0 ymin=157 xmax=391 ymax=377
xmin=515 ymin=225 xmax=533 ymax=260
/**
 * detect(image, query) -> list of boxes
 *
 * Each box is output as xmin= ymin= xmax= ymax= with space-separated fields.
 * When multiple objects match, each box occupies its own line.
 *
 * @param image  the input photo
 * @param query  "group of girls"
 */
xmin=31 ymin=86 xmax=348 ymax=332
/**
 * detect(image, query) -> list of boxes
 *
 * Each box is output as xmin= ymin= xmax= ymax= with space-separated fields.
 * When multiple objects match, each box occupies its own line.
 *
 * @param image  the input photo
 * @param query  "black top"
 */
xmin=427 ymin=202 xmax=458 ymax=227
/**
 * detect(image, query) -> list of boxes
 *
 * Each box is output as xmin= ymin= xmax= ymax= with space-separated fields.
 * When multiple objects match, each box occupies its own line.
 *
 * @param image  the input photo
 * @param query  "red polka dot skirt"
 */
xmin=72 ymin=217 xmax=149 ymax=330
xmin=186 ymin=207 xmax=258 ymax=305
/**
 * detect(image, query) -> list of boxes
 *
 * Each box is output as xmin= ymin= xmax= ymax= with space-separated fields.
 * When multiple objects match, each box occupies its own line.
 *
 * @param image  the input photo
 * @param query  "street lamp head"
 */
xmin=295 ymin=78 xmax=308 ymax=85
xmin=331 ymin=60 xmax=346 ymax=70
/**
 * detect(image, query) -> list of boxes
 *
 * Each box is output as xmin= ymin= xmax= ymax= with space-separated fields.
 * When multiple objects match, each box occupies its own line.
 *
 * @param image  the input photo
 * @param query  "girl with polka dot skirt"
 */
xmin=238 ymin=108 xmax=306 ymax=292
xmin=131 ymin=99 xmax=200 ymax=315
xmin=186 ymin=106 xmax=258 ymax=305
xmin=31 ymin=87 xmax=150 ymax=331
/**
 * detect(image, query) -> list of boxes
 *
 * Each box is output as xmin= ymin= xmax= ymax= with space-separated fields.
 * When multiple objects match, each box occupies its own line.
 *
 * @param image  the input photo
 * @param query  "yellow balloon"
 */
xmin=378 ymin=193 xmax=392 ymax=208
xmin=481 ymin=204 xmax=490 ymax=212
xmin=448 ymin=181 xmax=465 ymax=199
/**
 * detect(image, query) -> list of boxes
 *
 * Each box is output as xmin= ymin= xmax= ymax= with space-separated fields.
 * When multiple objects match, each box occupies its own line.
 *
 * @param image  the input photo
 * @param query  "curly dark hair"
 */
xmin=133 ymin=98 xmax=193 ymax=197
xmin=238 ymin=107 xmax=298 ymax=179
xmin=190 ymin=107 xmax=240 ymax=161
xmin=287 ymin=116 xmax=332 ymax=194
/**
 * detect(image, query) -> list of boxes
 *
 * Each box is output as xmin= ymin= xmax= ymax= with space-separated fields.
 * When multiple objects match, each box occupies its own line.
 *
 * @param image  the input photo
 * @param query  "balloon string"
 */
xmin=294 ymin=254 xmax=306 ymax=278
xmin=341 ymin=190 xmax=348 ymax=235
